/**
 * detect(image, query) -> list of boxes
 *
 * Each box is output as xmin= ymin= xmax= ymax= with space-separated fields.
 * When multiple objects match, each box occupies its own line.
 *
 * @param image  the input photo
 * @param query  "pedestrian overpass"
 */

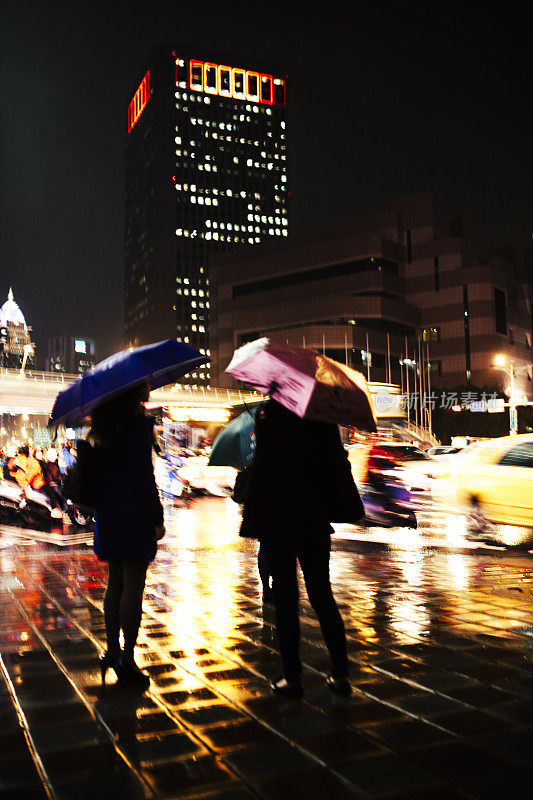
xmin=1 ymin=368 xmax=435 ymax=447
xmin=0 ymin=368 xmax=262 ymax=418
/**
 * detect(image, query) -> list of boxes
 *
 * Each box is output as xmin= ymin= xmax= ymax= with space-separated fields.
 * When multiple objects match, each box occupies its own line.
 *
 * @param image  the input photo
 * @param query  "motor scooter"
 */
xmin=361 ymin=468 xmax=418 ymax=528
xmin=20 ymin=485 xmax=93 ymax=528
xmin=0 ymin=479 xmax=92 ymax=528
xmin=0 ymin=478 xmax=23 ymax=519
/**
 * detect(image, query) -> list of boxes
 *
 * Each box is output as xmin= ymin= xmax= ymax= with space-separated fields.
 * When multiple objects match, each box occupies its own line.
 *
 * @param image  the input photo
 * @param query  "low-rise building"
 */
xmin=210 ymin=194 xmax=533 ymax=401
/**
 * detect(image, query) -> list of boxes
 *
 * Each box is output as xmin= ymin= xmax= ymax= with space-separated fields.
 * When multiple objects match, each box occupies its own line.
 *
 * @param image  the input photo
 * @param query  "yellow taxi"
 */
xmin=440 ymin=434 xmax=533 ymax=527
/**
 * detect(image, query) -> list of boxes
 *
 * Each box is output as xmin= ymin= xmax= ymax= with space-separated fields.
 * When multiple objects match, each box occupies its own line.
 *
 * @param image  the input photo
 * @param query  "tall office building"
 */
xmin=125 ymin=45 xmax=289 ymax=384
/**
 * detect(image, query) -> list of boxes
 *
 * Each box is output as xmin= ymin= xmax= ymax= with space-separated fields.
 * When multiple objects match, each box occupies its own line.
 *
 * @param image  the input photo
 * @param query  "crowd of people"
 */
xmin=0 ymin=441 xmax=76 ymax=522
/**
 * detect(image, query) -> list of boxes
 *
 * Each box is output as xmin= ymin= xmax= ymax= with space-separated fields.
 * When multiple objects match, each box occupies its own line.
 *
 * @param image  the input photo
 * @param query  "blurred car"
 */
xmin=347 ymin=440 xmax=434 ymax=505
xmin=177 ymin=456 xmax=237 ymax=497
xmin=154 ymin=454 xmax=185 ymax=502
xmin=437 ymin=434 xmax=533 ymax=527
xmin=426 ymin=446 xmax=464 ymax=460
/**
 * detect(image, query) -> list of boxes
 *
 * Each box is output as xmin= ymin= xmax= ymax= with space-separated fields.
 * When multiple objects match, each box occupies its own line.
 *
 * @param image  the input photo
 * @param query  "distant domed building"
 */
xmin=0 ymin=288 xmax=36 ymax=369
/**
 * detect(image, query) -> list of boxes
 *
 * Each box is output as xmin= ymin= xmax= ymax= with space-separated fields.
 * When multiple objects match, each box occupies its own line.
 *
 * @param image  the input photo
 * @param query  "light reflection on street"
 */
xmin=444 ymin=552 xmax=471 ymax=591
xmin=1 ymin=493 xmax=533 ymax=662
xmin=1 ymin=493 xmax=533 ymax=800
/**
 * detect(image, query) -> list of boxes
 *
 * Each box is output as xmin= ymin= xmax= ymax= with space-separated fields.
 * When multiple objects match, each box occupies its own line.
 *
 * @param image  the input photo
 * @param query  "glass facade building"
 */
xmin=125 ymin=46 xmax=289 ymax=385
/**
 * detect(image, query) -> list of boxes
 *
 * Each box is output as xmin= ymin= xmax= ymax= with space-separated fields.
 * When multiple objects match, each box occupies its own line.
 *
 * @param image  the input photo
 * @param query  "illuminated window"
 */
xmin=204 ymin=63 xmax=218 ymax=94
xmin=260 ymin=75 xmax=273 ymax=104
xmin=189 ymin=60 xmax=203 ymax=91
xmin=246 ymin=71 xmax=259 ymax=101
xmin=274 ymin=79 xmax=285 ymax=106
xmin=218 ymin=65 xmax=232 ymax=96
xmin=422 ymin=327 xmax=440 ymax=342
xmin=233 ymin=68 xmax=245 ymax=98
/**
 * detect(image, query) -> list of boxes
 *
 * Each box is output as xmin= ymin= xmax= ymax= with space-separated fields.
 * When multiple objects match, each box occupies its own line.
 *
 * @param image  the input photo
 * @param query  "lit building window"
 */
xmin=422 ymin=327 xmax=440 ymax=342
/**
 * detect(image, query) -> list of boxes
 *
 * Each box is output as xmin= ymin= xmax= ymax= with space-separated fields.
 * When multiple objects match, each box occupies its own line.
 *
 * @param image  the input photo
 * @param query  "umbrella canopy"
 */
xmin=49 ymin=339 xmax=209 ymax=428
xmin=225 ymin=338 xmax=377 ymax=432
xmin=208 ymin=409 xmax=256 ymax=470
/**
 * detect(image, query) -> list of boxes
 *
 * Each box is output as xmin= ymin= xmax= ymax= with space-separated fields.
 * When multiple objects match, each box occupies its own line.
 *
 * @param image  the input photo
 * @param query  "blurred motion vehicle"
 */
xmin=347 ymin=440 xmax=436 ymax=489
xmin=347 ymin=440 xmax=428 ymax=528
xmin=0 ymin=478 xmax=22 ymax=518
xmin=154 ymin=453 xmax=185 ymax=503
xmin=0 ymin=477 xmax=92 ymax=527
xmin=177 ymin=456 xmax=237 ymax=497
xmin=362 ymin=469 xmax=418 ymax=528
xmin=426 ymin=446 xmax=464 ymax=460
xmin=437 ymin=434 xmax=533 ymax=527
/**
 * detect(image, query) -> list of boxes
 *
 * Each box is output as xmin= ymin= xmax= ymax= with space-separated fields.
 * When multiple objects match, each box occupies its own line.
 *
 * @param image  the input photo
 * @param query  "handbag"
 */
xmin=232 ymin=466 xmax=251 ymax=504
xmin=327 ymin=452 xmax=365 ymax=523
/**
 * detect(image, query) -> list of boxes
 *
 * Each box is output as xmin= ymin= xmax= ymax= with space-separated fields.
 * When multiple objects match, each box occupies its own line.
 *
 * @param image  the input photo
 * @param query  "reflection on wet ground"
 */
xmin=1 ymin=497 xmax=533 ymax=799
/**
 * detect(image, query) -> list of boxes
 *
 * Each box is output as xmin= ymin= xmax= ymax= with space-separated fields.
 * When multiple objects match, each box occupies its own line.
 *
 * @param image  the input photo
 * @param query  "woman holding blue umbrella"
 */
xmin=91 ymin=382 xmax=165 ymax=689
xmin=49 ymin=339 xmax=209 ymax=689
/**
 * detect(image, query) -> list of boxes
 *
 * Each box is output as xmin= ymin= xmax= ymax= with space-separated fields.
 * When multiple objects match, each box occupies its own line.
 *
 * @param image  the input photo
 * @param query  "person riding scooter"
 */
xmin=365 ymin=443 xmax=399 ymax=510
xmin=11 ymin=445 xmax=45 ymax=491
xmin=363 ymin=442 xmax=417 ymax=527
xmin=41 ymin=448 xmax=70 ymax=521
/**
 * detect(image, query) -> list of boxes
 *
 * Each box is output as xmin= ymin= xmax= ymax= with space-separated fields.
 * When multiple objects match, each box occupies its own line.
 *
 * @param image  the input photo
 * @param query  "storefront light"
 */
xmin=167 ymin=406 xmax=231 ymax=423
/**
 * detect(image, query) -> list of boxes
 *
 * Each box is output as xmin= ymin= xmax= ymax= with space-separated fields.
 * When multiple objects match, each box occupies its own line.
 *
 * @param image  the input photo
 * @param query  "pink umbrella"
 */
xmin=225 ymin=338 xmax=377 ymax=431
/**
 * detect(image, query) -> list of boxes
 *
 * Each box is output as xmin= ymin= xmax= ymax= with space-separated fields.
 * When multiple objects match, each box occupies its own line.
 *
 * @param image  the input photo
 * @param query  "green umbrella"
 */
xmin=208 ymin=409 xmax=256 ymax=470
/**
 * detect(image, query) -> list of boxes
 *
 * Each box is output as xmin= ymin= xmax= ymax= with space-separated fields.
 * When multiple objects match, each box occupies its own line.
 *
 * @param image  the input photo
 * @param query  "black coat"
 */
xmin=42 ymin=460 xmax=62 ymax=486
xmin=240 ymin=400 xmax=363 ymax=543
xmin=94 ymin=415 xmax=164 ymax=562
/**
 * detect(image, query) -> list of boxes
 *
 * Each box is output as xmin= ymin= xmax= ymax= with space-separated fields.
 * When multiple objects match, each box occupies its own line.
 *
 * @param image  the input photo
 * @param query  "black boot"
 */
xmin=326 ymin=675 xmax=352 ymax=697
xmin=99 ymin=651 xmax=121 ymax=684
xmin=117 ymin=656 xmax=150 ymax=690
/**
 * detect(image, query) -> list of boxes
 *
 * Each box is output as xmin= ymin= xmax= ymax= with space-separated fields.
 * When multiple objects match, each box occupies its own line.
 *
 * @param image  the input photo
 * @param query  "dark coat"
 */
xmin=42 ymin=460 xmax=62 ymax=486
xmin=240 ymin=400 xmax=363 ymax=543
xmin=94 ymin=415 xmax=164 ymax=562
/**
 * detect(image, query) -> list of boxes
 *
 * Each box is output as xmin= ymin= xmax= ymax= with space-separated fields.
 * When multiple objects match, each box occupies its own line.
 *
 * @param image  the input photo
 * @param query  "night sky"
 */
xmin=1 ymin=0 xmax=531 ymax=368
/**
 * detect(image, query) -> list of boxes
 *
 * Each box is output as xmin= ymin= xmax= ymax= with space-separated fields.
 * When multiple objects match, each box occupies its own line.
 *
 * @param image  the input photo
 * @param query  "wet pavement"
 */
xmin=1 ymin=497 xmax=533 ymax=799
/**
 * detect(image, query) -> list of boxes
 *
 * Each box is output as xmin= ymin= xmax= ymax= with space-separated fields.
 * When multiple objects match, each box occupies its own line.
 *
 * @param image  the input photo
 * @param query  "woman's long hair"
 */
xmin=89 ymin=382 xmax=150 ymax=448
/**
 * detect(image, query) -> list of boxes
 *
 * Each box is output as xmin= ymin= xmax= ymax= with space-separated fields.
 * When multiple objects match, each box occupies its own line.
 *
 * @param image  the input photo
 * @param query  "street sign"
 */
xmin=470 ymin=400 xmax=487 ymax=412
xmin=34 ymin=428 xmax=50 ymax=446
xmin=487 ymin=398 xmax=505 ymax=413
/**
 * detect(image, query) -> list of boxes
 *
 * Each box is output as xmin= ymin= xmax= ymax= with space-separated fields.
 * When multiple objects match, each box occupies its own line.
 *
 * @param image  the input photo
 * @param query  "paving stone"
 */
xmin=2 ymin=513 xmax=533 ymax=799
xmin=145 ymin=754 xmax=236 ymax=795
xmin=334 ymin=752 xmax=441 ymax=797
xmin=300 ymin=729 xmax=388 ymax=764
xmin=431 ymin=708 xmax=511 ymax=736
xmin=254 ymin=766 xmax=365 ymax=799
xmin=225 ymin=741 xmax=315 ymax=778
xmin=365 ymin=718 xmax=456 ymax=751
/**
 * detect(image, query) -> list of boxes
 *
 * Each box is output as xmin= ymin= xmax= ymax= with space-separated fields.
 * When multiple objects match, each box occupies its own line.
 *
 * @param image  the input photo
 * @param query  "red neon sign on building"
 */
xmin=128 ymin=71 xmax=151 ymax=133
xmin=179 ymin=58 xmax=285 ymax=107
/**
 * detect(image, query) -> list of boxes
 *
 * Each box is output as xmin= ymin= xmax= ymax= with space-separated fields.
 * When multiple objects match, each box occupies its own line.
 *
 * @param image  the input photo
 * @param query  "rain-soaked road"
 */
xmin=1 ymin=498 xmax=533 ymax=799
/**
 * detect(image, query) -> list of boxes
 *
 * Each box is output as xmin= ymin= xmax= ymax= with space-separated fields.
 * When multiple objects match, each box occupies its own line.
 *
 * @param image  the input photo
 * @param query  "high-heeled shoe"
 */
xmin=326 ymin=675 xmax=352 ymax=697
xmin=271 ymin=676 xmax=303 ymax=698
xmin=99 ymin=651 xmax=121 ymax=684
xmin=116 ymin=656 xmax=150 ymax=690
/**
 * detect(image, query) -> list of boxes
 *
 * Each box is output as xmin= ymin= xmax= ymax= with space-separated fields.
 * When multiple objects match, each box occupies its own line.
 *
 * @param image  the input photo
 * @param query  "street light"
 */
xmin=492 ymin=354 xmax=529 ymax=435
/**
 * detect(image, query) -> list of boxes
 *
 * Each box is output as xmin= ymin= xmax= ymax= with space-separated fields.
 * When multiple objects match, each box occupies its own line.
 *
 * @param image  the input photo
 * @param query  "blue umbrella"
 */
xmin=208 ymin=409 xmax=256 ymax=470
xmin=48 ymin=339 xmax=209 ymax=428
